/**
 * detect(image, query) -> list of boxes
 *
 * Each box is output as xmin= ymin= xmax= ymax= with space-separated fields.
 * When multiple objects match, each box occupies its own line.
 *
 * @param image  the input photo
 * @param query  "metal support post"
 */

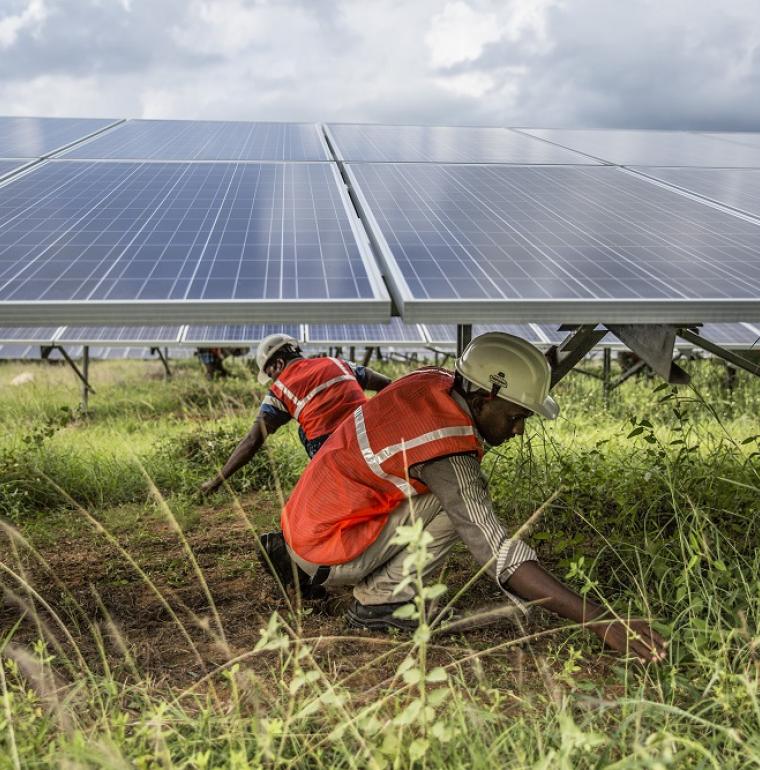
xmin=81 ymin=346 xmax=90 ymax=413
xmin=151 ymin=347 xmax=172 ymax=380
xmin=41 ymin=345 xmax=96 ymax=406
xmin=609 ymin=358 xmax=648 ymax=391
xmin=362 ymin=346 xmax=373 ymax=366
xmin=456 ymin=324 xmax=472 ymax=357
xmin=602 ymin=346 xmax=611 ymax=407
xmin=349 ymin=345 xmax=355 ymax=361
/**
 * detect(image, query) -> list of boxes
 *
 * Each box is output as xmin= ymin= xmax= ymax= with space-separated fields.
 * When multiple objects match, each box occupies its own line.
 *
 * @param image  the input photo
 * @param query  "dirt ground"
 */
xmin=0 ymin=493 xmax=615 ymax=695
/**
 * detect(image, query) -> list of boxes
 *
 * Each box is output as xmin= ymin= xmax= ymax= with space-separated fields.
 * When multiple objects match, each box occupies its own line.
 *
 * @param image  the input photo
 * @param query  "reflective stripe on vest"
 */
xmin=353 ymin=403 xmax=476 ymax=496
xmin=272 ymin=358 xmax=355 ymax=419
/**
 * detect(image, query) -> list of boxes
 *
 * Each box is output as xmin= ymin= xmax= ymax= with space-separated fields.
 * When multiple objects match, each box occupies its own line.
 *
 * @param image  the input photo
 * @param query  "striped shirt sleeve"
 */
xmin=258 ymin=391 xmax=291 ymax=429
xmin=410 ymin=453 xmax=537 ymax=589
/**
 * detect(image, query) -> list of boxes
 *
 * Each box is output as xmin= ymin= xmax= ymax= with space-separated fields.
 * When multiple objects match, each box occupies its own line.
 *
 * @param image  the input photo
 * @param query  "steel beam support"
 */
xmin=81 ymin=346 xmax=90 ymax=413
xmin=547 ymin=325 xmax=608 ymax=388
xmin=677 ymin=328 xmax=760 ymax=377
xmin=41 ymin=345 xmax=96 ymax=402
xmin=151 ymin=347 xmax=172 ymax=380
xmin=602 ymin=347 xmax=612 ymax=407
xmin=607 ymin=324 xmax=690 ymax=384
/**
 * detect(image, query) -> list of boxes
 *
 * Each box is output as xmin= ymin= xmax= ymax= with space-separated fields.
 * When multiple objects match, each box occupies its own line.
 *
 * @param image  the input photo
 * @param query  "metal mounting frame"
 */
xmin=41 ymin=344 xmax=95 ymax=411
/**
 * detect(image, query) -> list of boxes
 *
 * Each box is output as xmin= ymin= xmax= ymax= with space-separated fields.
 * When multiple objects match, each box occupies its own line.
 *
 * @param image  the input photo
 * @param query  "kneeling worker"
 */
xmin=273 ymin=332 xmax=667 ymax=662
xmin=200 ymin=333 xmax=392 ymax=495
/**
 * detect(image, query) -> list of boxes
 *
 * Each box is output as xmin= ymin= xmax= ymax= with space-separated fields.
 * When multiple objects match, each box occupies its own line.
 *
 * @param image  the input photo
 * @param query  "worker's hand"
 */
xmin=198 ymin=477 xmax=222 ymax=497
xmin=588 ymin=617 xmax=668 ymax=663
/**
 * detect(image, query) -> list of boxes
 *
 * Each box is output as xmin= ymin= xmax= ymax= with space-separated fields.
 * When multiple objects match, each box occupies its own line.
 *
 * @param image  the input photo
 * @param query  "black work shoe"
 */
xmin=257 ymin=531 xmax=327 ymax=600
xmin=346 ymin=599 xmax=420 ymax=632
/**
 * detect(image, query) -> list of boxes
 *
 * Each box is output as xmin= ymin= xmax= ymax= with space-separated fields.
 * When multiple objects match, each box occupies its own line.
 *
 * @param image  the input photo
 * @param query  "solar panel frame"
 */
xmin=181 ymin=323 xmax=303 ymax=346
xmin=0 ymin=116 xmax=123 ymax=160
xmin=60 ymin=119 xmax=332 ymax=162
xmin=305 ymin=318 xmax=427 ymax=347
xmin=324 ymin=123 xmax=600 ymax=165
xmin=0 ymin=160 xmax=35 ymax=180
xmin=0 ymin=160 xmax=391 ymax=324
xmin=345 ymin=162 xmax=760 ymax=324
xmin=518 ymin=128 xmax=760 ymax=168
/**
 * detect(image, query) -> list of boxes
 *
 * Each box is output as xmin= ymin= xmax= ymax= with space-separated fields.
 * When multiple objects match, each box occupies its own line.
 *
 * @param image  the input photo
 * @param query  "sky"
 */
xmin=1 ymin=0 xmax=759 ymax=129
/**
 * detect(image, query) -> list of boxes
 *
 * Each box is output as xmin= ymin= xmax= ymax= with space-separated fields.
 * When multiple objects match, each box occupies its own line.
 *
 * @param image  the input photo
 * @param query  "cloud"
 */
xmin=0 ymin=0 xmax=758 ymax=130
xmin=0 ymin=0 xmax=47 ymax=49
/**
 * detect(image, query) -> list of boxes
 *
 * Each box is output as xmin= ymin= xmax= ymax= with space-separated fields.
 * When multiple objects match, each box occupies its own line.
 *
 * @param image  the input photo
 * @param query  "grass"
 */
xmin=0 ymin=353 xmax=758 ymax=768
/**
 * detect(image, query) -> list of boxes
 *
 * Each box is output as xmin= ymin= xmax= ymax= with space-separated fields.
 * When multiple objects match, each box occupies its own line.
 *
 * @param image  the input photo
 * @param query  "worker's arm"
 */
xmin=505 ymin=561 xmax=667 ymax=663
xmin=361 ymin=367 xmax=392 ymax=392
xmin=199 ymin=416 xmax=280 ymax=495
xmin=411 ymin=454 xmax=667 ymax=663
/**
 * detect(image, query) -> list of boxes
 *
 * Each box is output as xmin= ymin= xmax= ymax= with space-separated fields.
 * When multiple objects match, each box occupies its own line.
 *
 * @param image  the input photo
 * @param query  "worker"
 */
xmin=197 ymin=347 xmax=230 ymax=380
xmin=199 ymin=333 xmax=392 ymax=495
xmin=264 ymin=332 xmax=667 ymax=662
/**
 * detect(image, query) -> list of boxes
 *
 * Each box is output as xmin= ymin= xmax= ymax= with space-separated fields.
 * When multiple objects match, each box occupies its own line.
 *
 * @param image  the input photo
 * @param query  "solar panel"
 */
xmin=0 ymin=160 xmax=389 ymax=324
xmin=182 ymin=324 xmax=302 ymax=345
xmin=0 ymin=326 xmax=61 ymax=343
xmin=0 ymin=344 xmax=36 ymax=359
xmin=423 ymin=323 xmax=546 ymax=345
xmin=520 ymin=128 xmax=760 ymax=167
xmin=326 ymin=124 xmax=598 ymax=164
xmin=0 ymin=117 xmax=118 ymax=158
xmin=62 ymin=120 xmax=330 ymax=161
xmin=687 ymin=323 xmax=760 ymax=348
xmin=306 ymin=318 xmax=426 ymax=346
xmin=346 ymin=163 xmax=760 ymax=323
xmin=631 ymin=167 xmax=760 ymax=220
xmin=56 ymin=326 xmax=183 ymax=345
xmin=88 ymin=346 xmax=196 ymax=360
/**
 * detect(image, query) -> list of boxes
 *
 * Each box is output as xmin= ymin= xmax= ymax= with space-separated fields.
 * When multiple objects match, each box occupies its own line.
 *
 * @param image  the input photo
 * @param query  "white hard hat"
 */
xmin=255 ymin=333 xmax=300 ymax=385
xmin=455 ymin=332 xmax=559 ymax=420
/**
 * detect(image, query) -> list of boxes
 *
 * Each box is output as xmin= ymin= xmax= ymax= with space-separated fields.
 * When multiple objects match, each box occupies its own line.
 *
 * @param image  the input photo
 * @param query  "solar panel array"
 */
xmin=0 ymin=160 xmax=30 ymax=179
xmin=306 ymin=318 xmax=426 ymax=346
xmin=57 ymin=325 xmax=183 ymax=345
xmin=2 ymin=117 xmax=760 ymax=333
xmin=183 ymin=323 xmax=302 ymax=345
xmin=63 ymin=120 xmax=330 ymax=162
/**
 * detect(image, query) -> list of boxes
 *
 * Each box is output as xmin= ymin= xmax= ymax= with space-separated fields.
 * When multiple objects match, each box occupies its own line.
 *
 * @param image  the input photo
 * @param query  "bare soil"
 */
xmin=0 ymin=493 xmax=615 ymax=695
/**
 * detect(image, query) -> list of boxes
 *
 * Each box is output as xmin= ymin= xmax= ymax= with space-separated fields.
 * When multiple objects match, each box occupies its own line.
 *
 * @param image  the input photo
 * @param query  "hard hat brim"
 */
xmin=257 ymin=369 xmax=272 ymax=386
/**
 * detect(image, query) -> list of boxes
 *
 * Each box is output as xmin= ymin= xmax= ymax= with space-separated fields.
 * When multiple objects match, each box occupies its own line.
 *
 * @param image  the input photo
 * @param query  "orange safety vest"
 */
xmin=282 ymin=369 xmax=484 ymax=565
xmin=270 ymin=357 xmax=367 ymax=440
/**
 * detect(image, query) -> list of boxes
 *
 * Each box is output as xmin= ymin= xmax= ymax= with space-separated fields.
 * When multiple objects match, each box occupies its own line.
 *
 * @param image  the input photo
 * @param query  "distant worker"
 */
xmin=197 ymin=347 xmax=230 ymax=380
xmin=199 ymin=333 xmax=392 ymax=495
xmin=264 ymin=332 xmax=667 ymax=662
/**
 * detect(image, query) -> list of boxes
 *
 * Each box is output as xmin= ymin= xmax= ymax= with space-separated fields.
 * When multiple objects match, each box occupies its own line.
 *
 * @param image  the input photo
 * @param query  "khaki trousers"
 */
xmin=288 ymin=493 xmax=458 ymax=605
